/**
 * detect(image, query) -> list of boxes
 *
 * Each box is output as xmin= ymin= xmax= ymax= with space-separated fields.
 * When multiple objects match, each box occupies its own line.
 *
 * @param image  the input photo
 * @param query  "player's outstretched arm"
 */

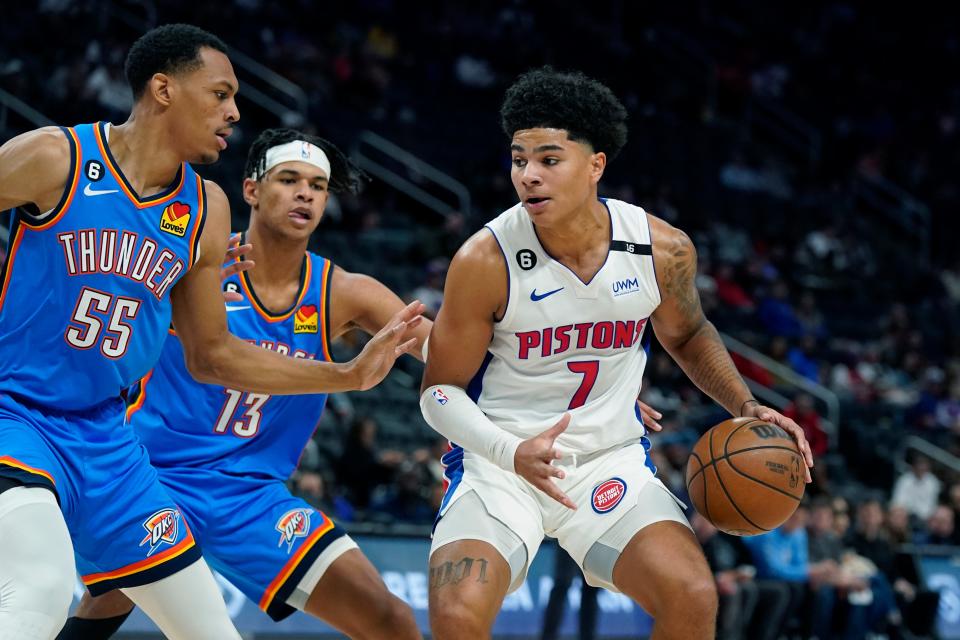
xmin=0 ymin=127 xmax=72 ymax=213
xmin=649 ymin=215 xmax=813 ymax=480
xmin=171 ymin=181 xmax=424 ymax=394
xmin=328 ymin=267 xmax=432 ymax=361
xmin=419 ymin=230 xmax=575 ymax=509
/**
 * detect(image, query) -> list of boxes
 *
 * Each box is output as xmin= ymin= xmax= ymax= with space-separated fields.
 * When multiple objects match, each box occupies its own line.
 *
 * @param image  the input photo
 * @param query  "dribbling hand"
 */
xmin=514 ymin=413 xmax=577 ymax=510
xmin=743 ymin=403 xmax=815 ymax=483
xmin=348 ymin=301 xmax=426 ymax=391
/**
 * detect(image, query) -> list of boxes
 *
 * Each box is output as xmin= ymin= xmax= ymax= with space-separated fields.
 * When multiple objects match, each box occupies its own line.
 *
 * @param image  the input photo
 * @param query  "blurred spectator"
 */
xmin=410 ymin=257 xmax=448 ymax=320
xmin=783 ymin=393 xmax=828 ymax=459
xmin=692 ymin=512 xmax=790 ymax=640
xmin=786 ymin=335 xmax=821 ymax=383
xmin=741 ymin=505 xmax=809 ymax=637
xmin=890 ymin=454 xmax=941 ymax=521
xmin=334 ymin=416 xmax=404 ymax=512
xmin=540 ymin=548 xmax=598 ymax=640
xmin=757 ymin=281 xmax=803 ymax=339
xmin=916 ymin=504 xmax=958 ymax=546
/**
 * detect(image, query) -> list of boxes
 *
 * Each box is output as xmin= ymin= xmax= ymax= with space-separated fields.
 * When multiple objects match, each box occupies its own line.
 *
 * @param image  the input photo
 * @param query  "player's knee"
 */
xmin=25 ymin=556 xmax=74 ymax=619
xmin=364 ymin=595 xmax=418 ymax=639
xmin=676 ymin=572 xmax=718 ymax=617
xmin=429 ymin=597 xmax=486 ymax=640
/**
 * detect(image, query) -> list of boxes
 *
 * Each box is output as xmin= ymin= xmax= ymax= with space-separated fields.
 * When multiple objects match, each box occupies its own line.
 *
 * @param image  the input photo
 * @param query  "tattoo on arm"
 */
xmin=660 ymin=230 xmax=704 ymax=326
xmin=429 ymin=557 xmax=490 ymax=589
xmin=677 ymin=321 xmax=753 ymax=416
xmin=659 ymin=229 xmax=752 ymax=416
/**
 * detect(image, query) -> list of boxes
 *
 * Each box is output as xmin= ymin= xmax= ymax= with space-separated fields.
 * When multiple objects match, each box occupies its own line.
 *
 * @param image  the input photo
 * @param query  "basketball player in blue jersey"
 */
xmin=419 ymin=68 xmax=815 ymax=640
xmin=0 ymin=26 xmax=422 ymax=640
xmin=56 ymin=128 xmax=429 ymax=639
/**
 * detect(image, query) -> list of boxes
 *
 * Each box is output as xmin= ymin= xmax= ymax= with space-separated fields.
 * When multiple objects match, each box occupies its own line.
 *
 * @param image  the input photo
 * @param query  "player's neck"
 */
xmin=535 ymin=198 xmax=610 ymax=263
xmin=244 ymin=225 xmax=308 ymax=290
xmin=106 ymin=118 xmax=183 ymax=197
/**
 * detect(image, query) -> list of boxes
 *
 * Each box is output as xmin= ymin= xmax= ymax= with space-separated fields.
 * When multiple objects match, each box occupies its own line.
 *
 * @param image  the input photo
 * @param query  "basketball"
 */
xmin=685 ymin=417 xmax=805 ymax=536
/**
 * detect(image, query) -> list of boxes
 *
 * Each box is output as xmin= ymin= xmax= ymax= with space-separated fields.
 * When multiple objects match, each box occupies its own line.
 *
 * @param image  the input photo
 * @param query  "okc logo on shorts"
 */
xmin=139 ymin=508 xmax=181 ymax=556
xmin=432 ymin=388 xmax=449 ymax=405
xmin=276 ymin=508 xmax=311 ymax=553
xmin=591 ymin=477 xmax=627 ymax=514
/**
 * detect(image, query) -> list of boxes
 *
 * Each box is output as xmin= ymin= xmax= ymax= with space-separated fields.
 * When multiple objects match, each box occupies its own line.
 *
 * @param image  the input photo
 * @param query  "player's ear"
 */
xmin=149 ymin=73 xmax=173 ymax=107
xmin=242 ymin=177 xmax=259 ymax=207
xmin=589 ymin=151 xmax=606 ymax=184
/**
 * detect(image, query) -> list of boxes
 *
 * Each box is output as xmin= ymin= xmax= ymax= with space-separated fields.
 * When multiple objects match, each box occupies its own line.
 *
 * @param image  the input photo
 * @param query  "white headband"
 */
xmin=257 ymin=140 xmax=332 ymax=181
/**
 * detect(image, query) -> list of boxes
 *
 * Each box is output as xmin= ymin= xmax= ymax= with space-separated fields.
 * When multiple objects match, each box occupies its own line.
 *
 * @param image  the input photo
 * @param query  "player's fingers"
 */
xmin=394 ymin=337 xmax=418 ymax=357
xmin=222 ymin=292 xmax=243 ymax=303
xmin=540 ymin=413 xmax=571 ymax=441
xmin=405 ymin=315 xmax=424 ymax=331
xmin=391 ymin=300 xmax=427 ymax=325
xmin=226 ymin=243 xmax=253 ymax=260
xmin=536 ymin=478 xmax=576 ymax=510
xmin=636 ymin=400 xmax=662 ymax=420
xmin=220 ymin=260 xmax=254 ymax=281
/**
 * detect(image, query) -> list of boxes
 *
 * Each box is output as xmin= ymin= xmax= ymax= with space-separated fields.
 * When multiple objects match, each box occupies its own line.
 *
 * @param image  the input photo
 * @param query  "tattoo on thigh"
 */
xmin=430 ymin=557 xmax=490 ymax=589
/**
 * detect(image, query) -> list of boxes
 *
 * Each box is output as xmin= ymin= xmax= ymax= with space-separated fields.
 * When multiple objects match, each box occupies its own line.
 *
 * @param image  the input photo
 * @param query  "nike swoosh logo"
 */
xmin=84 ymin=184 xmax=119 ymax=197
xmin=530 ymin=287 xmax=564 ymax=301
xmin=225 ymin=306 xmax=251 ymax=312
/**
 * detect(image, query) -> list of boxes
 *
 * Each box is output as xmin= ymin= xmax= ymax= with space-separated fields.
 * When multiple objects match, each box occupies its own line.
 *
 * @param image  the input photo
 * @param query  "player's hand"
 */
xmin=348 ymin=301 xmax=426 ymax=390
xmin=636 ymin=399 xmax=663 ymax=431
xmin=514 ymin=414 xmax=577 ymax=510
xmin=744 ymin=403 xmax=814 ymax=483
xmin=221 ymin=233 xmax=254 ymax=302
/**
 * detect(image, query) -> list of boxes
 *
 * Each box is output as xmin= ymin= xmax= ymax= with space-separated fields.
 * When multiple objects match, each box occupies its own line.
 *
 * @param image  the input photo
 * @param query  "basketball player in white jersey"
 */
xmin=419 ymin=68 xmax=814 ymax=640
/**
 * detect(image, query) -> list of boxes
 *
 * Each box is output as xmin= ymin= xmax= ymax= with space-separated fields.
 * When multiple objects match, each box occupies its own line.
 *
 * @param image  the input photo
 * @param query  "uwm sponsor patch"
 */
xmin=276 ymin=508 xmax=311 ymax=553
xmin=139 ymin=508 xmax=181 ymax=556
xmin=294 ymin=304 xmax=318 ymax=334
xmin=591 ymin=478 xmax=627 ymax=514
xmin=159 ymin=201 xmax=191 ymax=237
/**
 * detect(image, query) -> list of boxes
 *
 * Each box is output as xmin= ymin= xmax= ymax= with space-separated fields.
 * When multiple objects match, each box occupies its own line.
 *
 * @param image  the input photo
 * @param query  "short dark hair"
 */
xmin=244 ymin=128 xmax=368 ymax=195
xmin=500 ymin=67 xmax=629 ymax=161
xmin=125 ymin=24 xmax=228 ymax=100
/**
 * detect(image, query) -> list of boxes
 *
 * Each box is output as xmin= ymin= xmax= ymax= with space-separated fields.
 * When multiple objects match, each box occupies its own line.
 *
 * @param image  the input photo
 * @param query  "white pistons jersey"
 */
xmin=472 ymin=198 xmax=661 ymax=457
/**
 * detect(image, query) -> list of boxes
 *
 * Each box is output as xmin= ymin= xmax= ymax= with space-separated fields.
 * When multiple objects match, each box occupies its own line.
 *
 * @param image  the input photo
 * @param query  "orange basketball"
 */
xmin=685 ymin=417 xmax=805 ymax=536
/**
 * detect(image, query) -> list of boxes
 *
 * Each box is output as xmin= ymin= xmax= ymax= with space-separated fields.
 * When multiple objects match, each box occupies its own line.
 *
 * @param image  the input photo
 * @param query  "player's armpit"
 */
xmin=420 ymin=229 xmax=506 ymax=392
xmin=328 ymin=267 xmax=433 ymax=362
xmin=0 ymin=127 xmax=72 ymax=212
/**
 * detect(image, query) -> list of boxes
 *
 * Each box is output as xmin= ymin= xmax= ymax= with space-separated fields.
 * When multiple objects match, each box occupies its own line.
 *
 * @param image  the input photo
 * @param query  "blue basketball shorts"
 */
xmin=151 ymin=465 xmax=351 ymax=621
xmin=0 ymin=393 xmax=201 ymax=594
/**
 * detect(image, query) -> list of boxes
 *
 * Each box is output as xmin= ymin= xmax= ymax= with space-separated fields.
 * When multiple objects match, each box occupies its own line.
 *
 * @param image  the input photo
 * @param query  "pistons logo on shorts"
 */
xmin=591 ymin=478 xmax=627 ymax=514
xmin=139 ymin=508 xmax=181 ymax=556
xmin=276 ymin=508 xmax=311 ymax=553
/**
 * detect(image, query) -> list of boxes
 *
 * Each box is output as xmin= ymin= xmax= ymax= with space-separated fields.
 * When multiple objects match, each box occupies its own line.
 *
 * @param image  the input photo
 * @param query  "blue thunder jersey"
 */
xmin=0 ymin=122 xmax=205 ymax=411
xmin=128 ymin=251 xmax=333 ymax=480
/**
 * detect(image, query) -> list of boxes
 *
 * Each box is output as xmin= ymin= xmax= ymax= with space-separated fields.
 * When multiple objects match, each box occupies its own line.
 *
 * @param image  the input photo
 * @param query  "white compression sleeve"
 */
xmin=0 ymin=487 xmax=75 ymax=640
xmin=121 ymin=559 xmax=241 ymax=640
xmin=420 ymin=385 xmax=522 ymax=472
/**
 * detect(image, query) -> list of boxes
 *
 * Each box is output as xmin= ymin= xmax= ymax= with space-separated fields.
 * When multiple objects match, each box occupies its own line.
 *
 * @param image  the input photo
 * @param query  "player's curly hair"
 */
xmin=244 ymin=128 xmax=368 ymax=195
xmin=500 ymin=67 xmax=628 ymax=161
xmin=125 ymin=24 xmax=228 ymax=100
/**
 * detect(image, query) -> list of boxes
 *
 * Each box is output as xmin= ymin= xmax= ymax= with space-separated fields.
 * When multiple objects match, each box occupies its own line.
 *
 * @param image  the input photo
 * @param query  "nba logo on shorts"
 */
xmin=432 ymin=388 xmax=449 ymax=405
xmin=139 ymin=508 xmax=181 ymax=556
xmin=276 ymin=509 xmax=311 ymax=553
xmin=592 ymin=478 xmax=627 ymax=514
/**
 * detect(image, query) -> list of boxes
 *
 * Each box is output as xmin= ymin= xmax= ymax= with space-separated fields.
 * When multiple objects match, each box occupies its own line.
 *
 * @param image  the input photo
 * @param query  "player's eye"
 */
xmin=311 ymin=183 xmax=327 ymax=192
xmin=214 ymin=91 xmax=227 ymax=100
xmin=543 ymin=157 xmax=560 ymax=166
xmin=512 ymin=157 xmax=527 ymax=168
